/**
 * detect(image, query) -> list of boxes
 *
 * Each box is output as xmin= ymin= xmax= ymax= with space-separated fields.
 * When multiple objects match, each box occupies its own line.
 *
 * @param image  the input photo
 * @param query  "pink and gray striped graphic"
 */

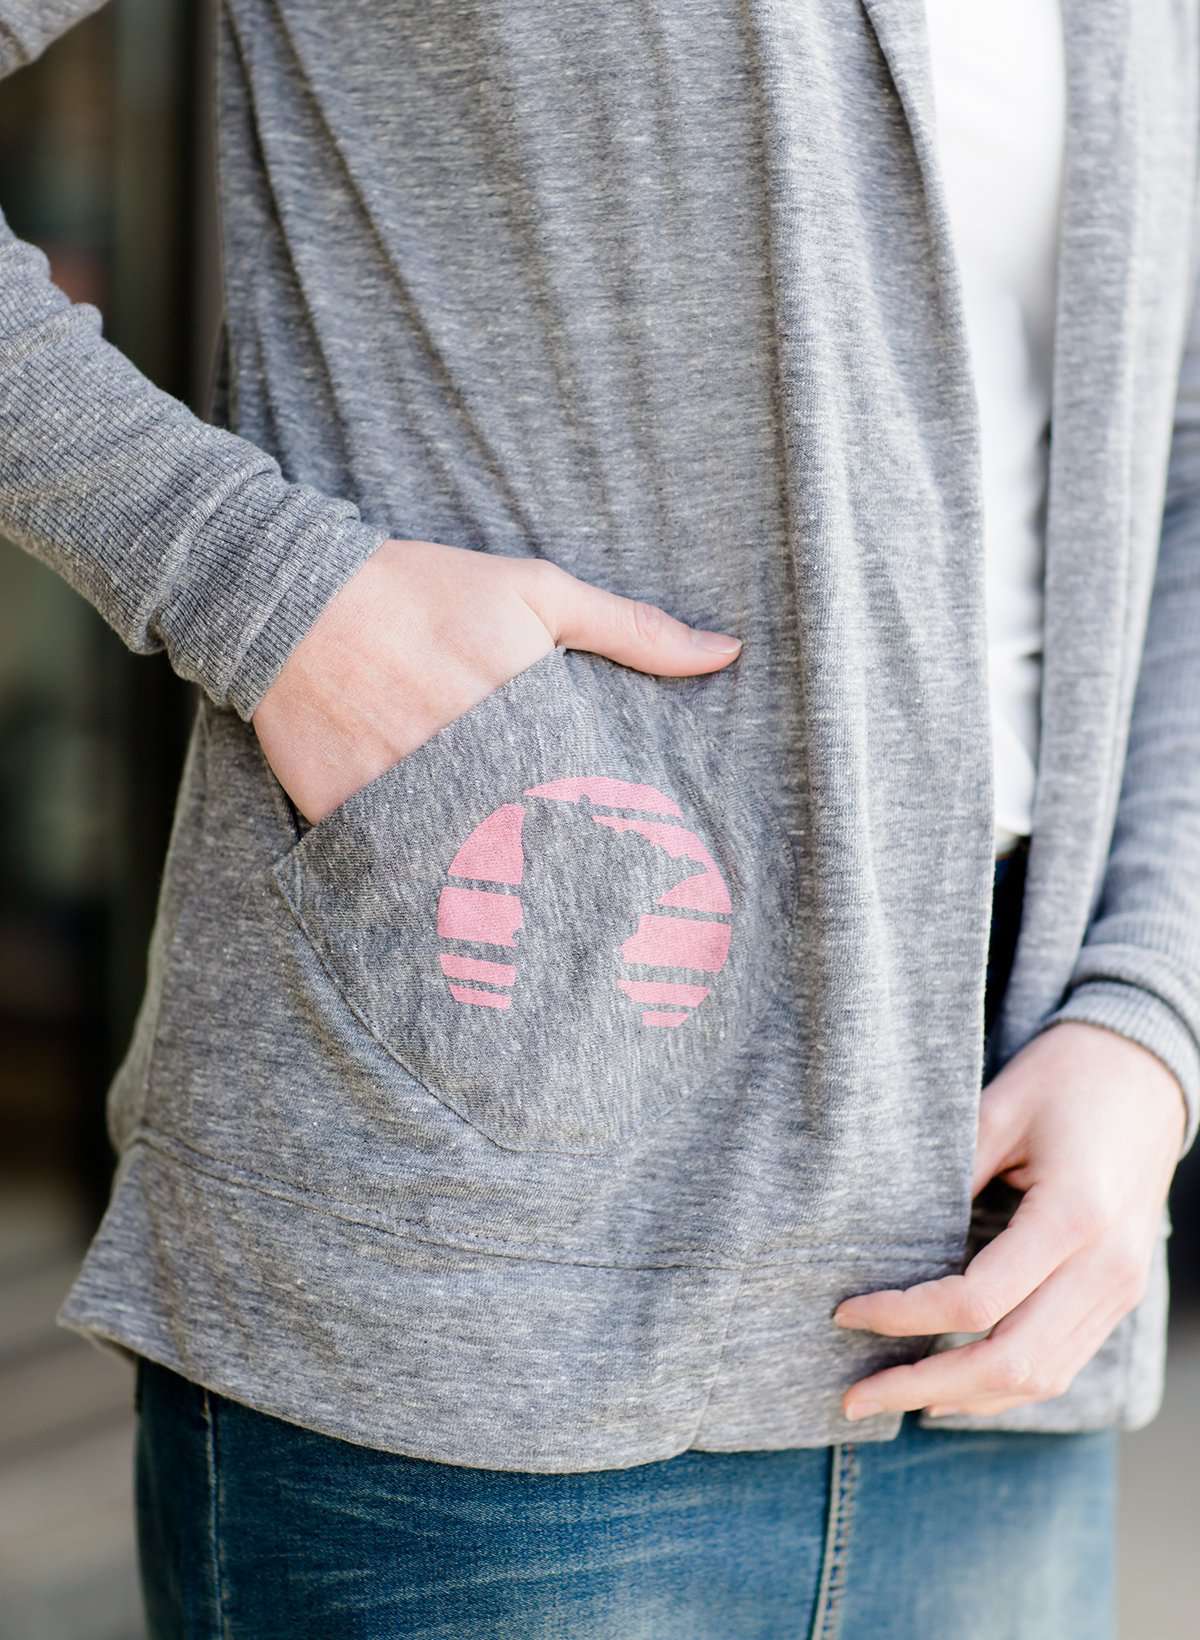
xmin=436 ymin=776 xmax=732 ymax=1028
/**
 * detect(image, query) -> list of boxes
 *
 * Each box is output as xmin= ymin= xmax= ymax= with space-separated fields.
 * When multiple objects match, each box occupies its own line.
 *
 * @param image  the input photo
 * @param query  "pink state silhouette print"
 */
xmin=435 ymin=776 xmax=734 ymax=1033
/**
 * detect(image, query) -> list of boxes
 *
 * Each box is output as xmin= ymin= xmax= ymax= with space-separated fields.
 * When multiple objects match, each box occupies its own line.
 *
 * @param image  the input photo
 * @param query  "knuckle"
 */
xmin=1017 ymin=1363 xmax=1073 ymax=1403
xmin=991 ymin=1347 xmax=1040 ymax=1396
xmin=1107 ymin=1248 xmax=1148 ymax=1308
xmin=1059 ymin=1195 xmax=1109 ymax=1244
xmin=630 ymin=597 xmax=669 ymax=647
xmin=525 ymin=556 xmax=567 ymax=603
xmin=958 ymin=1286 xmax=1006 ymax=1335
xmin=1056 ymin=1214 xmax=1090 ymax=1252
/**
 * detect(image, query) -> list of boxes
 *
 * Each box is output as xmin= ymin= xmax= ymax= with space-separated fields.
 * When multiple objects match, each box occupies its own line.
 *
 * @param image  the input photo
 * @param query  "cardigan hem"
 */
xmin=56 ymin=1138 xmax=1158 ymax=1472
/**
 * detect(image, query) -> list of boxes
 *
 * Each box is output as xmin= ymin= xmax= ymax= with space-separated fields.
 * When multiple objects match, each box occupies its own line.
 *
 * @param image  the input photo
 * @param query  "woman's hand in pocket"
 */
xmin=251 ymin=537 xmax=743 ymax=825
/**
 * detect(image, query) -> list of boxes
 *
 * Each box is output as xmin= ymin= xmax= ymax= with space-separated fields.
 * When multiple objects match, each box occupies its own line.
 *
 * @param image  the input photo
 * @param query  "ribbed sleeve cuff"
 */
xmin=1034 ymin=980 xmax=1200 ymax=1161
xmin=155 ymin=476 xmax=394 ymax=721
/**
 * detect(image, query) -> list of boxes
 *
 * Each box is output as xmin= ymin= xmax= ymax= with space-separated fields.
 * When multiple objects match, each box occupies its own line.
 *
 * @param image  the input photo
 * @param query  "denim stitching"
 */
xmin=201 ymin=1387 xmax=231 ymax=1639
xmin=810 ymin=1439 xmax=857 ymax=1640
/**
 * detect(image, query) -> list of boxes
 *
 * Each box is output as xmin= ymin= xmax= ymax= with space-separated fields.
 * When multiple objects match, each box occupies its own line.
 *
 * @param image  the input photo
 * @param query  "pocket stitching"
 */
xmin=268 ymin=647 xmax=798 ymax=1153
xmin=275 ymin=868 xmax=573 ymax=1151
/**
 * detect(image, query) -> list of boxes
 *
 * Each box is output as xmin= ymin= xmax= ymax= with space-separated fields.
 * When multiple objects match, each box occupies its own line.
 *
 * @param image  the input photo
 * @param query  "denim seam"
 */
xmin=201 ymin=1387 xmax=232 ymax=1640
xmin=810 ymin=1439 xmax=857 ymax=1640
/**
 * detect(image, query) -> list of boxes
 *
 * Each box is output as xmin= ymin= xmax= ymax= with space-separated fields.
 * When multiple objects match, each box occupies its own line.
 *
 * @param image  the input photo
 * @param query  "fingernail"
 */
xmin=693 ymin=630 xmax=743 ymax=653
xmin=925 ymin=1405 xmax=954 ymax=1417
xmin=845 ymin=1399 xmax=881 ymax=1421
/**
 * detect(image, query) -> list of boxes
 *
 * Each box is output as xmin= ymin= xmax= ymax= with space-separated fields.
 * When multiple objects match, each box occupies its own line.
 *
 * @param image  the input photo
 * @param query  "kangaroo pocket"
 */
xmin=267 ymin=644 xmax=797 ymax=1155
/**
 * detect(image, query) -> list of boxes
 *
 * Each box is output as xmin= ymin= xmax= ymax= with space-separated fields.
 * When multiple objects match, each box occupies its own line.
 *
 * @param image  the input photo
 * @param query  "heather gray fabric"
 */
xmin=1 ymin=0 xmax=1198 ymax=1468
xmin=270 ymin=645 xmax=797 ymax=1154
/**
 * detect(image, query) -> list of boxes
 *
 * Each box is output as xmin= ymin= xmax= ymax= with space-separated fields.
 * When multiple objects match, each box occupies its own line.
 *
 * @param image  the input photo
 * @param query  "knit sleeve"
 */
xmin=0 ymin=205 xmax=393 ymax=719
xmin=1031 ymin=232 xmax=1200 ymax=1162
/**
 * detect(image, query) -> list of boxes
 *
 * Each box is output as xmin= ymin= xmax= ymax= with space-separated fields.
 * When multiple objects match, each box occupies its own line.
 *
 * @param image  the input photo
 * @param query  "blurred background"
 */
xmin=0 ymin=2 xmax=1197 ymax=1636
xmin=3 ymin=1 xmax=210 ymax=1633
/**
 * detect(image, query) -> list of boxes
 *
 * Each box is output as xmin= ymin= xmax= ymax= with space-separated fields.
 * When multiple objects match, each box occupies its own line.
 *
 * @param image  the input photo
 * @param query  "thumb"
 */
xmin=538 ymin=565 xmax=743 ymax=677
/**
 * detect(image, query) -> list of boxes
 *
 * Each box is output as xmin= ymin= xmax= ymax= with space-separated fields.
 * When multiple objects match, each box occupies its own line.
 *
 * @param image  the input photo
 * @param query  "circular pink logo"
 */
xmin=435 ymin=775 xmax=733 ymax=1030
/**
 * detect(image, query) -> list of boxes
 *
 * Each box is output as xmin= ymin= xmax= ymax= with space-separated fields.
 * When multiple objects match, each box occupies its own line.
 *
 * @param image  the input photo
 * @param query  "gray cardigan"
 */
xmin=3 ymin=0 xmax=1198 ymax=1469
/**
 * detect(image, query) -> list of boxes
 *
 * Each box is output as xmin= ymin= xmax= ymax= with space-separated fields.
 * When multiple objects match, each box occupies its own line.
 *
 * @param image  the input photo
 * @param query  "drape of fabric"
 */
xmin=0 ymin=0 xmax=1196 ymax=1464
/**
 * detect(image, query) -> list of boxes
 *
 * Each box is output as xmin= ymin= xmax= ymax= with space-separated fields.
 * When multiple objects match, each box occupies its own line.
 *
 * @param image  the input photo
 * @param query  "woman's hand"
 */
xmin=251 ymin=537 xmax=743 ymax=825
xmin=832 ymin=1018 xmax=1187 ymax=1420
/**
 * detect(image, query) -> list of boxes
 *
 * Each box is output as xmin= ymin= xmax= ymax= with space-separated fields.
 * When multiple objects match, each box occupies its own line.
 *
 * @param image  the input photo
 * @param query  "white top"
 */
xmin=924 ymin=0 xmax=1067 ymax=858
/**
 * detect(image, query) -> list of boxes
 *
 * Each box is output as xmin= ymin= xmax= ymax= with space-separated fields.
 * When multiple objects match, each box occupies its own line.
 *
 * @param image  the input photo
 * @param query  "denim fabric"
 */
xmin=133 ymin=1356 xmax=1116 ymax=1640
xmin=133 ymin=842 xmax=1117 ymax=1640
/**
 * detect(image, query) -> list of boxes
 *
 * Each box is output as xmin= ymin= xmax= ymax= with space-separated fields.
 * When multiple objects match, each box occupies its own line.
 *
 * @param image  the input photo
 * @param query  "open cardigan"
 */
xmin=1 ymin=0 xmax=1198 ymax=1469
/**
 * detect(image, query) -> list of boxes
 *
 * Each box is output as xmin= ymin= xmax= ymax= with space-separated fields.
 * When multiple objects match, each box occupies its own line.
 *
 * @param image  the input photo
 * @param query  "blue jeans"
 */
xmin=135 ymin=841 xmax=1118 ymax=1639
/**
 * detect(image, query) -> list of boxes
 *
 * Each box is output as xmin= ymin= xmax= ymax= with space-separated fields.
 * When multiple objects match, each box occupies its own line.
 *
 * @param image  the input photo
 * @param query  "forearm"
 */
xmin=0 ymin=210 xmax=392 ymax=717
